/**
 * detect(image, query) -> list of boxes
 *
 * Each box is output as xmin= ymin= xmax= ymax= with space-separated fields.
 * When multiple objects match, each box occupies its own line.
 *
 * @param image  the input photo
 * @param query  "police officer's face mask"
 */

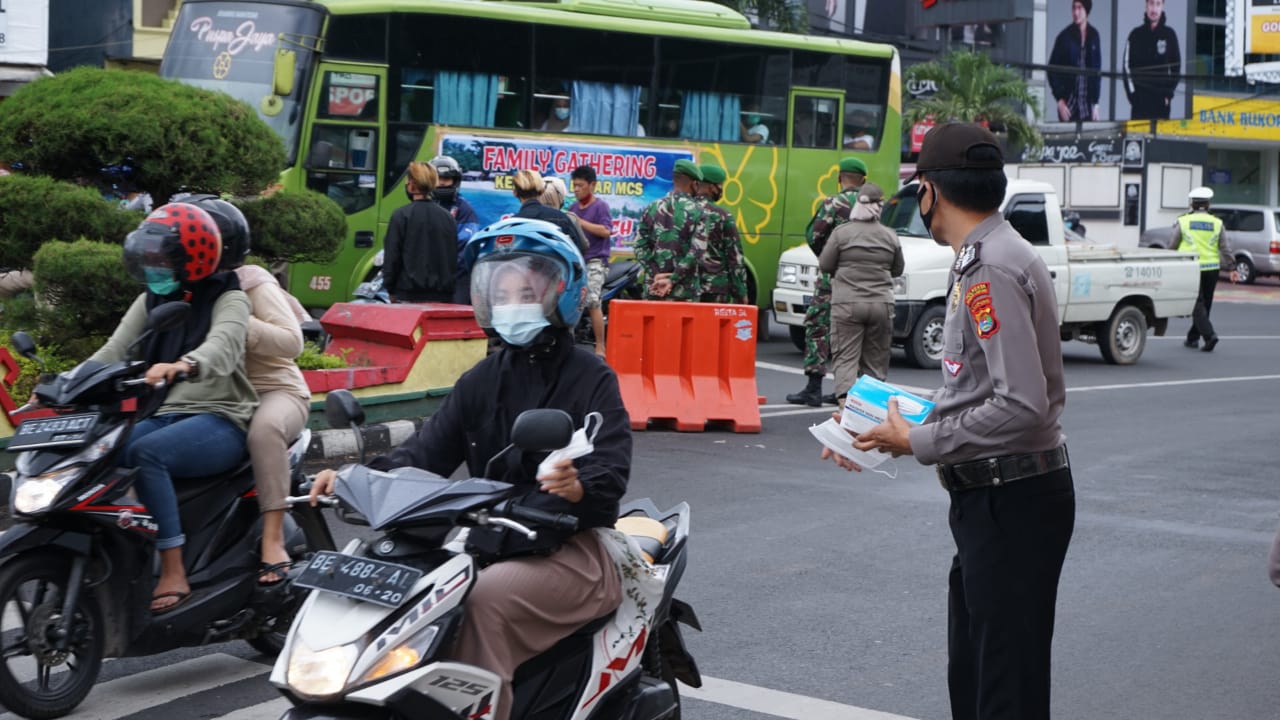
xmin=916 ymin=182 xmax=942 ymax=244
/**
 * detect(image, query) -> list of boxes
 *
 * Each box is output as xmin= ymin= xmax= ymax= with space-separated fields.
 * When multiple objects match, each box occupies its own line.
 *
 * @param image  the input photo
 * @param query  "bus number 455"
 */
xmin=309 ymin=276 xmax=332 ymax=291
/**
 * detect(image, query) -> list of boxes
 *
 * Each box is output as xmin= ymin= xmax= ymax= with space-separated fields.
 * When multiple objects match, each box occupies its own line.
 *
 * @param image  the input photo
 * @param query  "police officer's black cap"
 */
xmin=909 ymin=123 xmax=1004 ymax=182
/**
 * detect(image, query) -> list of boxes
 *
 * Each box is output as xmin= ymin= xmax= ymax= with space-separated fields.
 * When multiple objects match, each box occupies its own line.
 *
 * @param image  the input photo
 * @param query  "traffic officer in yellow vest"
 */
xmin=1178 ymin=187 xmax=1237 ymax=353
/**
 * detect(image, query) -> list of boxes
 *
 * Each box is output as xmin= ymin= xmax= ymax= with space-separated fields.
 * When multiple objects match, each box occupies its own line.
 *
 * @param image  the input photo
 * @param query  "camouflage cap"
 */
xmin=673 ymin=159 xmax=703 ymax=181
xmin=839 ymin=157 xmax=868 ymax=175
xmin=699 ymin=164 xmax=727 ymax=184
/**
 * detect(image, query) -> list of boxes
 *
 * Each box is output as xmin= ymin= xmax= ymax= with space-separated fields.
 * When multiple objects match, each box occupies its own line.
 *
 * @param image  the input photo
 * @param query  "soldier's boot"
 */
xmin=822 ymin=393 xmax=840 ymax=405
xmin=786 ymin=373 xmax=824 ymax=407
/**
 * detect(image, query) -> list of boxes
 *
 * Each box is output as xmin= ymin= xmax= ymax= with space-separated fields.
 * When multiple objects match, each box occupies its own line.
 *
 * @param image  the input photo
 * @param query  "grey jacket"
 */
xmin=908 ymin=213 xmax=1067 ymax=466
xmin=818 ymin=220 xmax=903 ymax=305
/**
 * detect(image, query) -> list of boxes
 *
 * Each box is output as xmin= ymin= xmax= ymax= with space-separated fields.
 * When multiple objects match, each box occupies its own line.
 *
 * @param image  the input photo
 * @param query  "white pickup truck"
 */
xmin=773 ymin=179 xmax=1200 ymax=368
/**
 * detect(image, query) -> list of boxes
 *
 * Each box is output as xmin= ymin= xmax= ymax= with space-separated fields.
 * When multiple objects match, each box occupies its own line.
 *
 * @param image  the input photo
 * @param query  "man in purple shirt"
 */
xmin=568 ymin=165 xmax=613 ymax=356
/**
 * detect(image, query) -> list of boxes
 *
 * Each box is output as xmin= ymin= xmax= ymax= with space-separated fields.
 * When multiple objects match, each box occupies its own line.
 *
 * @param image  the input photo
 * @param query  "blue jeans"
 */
xmin=123 ymin=413 xmax=247 ymax=550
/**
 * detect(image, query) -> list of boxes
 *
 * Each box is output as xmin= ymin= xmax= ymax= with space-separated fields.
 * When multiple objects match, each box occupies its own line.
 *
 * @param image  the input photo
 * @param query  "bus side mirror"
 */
xmin=273 ymin=48 xmax=297 ymax=96
xmin=260 ymin=47 xmax=297 ymax=117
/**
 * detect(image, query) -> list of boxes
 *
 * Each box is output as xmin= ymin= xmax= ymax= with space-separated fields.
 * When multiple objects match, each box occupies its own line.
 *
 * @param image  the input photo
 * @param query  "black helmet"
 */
xmin=172 ymin=193 xmax=251 ymax=270
xmin=429 ymin=155 xmax=463 ymax=182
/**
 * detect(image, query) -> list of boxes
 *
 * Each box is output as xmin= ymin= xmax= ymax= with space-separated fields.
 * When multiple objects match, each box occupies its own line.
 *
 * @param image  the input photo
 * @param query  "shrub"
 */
xmin=0 ymin=336 xmax=78 ymax=407
xmin=296 ymin=341 xmax=349 ymax=370
xmin=31 ymin=240 xmax=137 ymax=359
xmin=0 ymin=175 xmax=144 ymax=270
xmin=0 ymin=67 xmax=285 ymax=204
xmin=236 ymin=191 xmax=347 ymax=265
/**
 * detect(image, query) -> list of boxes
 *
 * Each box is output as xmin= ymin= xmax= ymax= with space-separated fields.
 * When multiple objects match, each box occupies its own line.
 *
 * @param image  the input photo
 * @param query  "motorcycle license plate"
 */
xmin=7 ymin=413 xmax=101 ymax=452
xmin=292 ymin=551 xmax=423 ymax=608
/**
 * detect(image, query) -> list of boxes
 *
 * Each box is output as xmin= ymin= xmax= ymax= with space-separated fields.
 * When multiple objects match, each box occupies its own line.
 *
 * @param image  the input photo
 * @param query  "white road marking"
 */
xmin=214 ymin=697 xmax=291 ymax=720
xmin=682 ymin=675 xmax=920 ymax=720
xmin=0 ymin=653 xmax=266 ymax=720
xmin=761 ymin=407 xmax=837 ymax=418
xmin=1067 ymin=374 xmax=1280 ymax=393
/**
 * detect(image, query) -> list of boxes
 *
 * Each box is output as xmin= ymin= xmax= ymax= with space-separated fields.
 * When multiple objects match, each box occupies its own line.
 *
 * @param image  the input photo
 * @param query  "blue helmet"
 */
xmin=463 ymin=217 xmax=587 ymax=330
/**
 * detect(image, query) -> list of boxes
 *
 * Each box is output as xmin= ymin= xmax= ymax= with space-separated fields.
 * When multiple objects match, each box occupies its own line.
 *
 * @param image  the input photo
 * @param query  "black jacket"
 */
xmin=1048 ymin=22 xmax=1102 ymax=111
xmin=515 ymin=200 xmax=591 ymax=255
xmin=383 ymin=198 xmax=458 ymax=302
xmin=368 ymin=328 xmax=630 ymax=547
xmin=1123 ymin=12 xmax=1181 ymax=120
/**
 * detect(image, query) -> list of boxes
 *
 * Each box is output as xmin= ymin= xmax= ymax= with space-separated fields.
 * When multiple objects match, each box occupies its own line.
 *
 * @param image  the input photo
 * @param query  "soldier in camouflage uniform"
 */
xmin=635 ymin=159 xmax=705 ymax=301
xmin=786 ymin=157 xmax=867 ymax=406
xmin=694 ymin=163 xmax=750 ymax=304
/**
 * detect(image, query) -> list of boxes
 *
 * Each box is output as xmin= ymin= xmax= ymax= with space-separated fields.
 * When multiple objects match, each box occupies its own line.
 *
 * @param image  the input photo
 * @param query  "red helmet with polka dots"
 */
xmin=122 ymin=202 xmax=224 ymax=288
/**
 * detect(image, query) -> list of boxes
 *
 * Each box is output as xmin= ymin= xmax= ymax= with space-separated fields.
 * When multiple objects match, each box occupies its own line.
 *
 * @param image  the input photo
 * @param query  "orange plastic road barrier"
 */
xmin=605 ymin=300 xmax=761 ymax=433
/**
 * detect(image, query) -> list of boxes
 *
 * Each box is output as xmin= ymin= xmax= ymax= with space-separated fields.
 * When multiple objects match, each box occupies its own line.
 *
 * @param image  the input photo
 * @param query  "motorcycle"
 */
xmin=0 ymin=302 xmax=335 ymax=719
xmin=270 ymin=389 xmax=701 ymax=720
xmin=574 ymin=258 xmax=643 ymax=347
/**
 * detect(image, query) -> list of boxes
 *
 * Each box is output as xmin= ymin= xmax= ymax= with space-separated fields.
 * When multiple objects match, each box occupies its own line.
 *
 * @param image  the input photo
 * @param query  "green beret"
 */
xmin=673 ymin=159 xmax=703 ymax=181
xmin=839 ymin=157 xmax=868 ymax=175
xmin=699 ymin=164 xmax=727 ymax=185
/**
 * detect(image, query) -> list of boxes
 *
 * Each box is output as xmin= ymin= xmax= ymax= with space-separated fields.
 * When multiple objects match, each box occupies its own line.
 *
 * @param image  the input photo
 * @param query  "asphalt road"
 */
xmin=1 ymin=280 xmax=1278 ymax=720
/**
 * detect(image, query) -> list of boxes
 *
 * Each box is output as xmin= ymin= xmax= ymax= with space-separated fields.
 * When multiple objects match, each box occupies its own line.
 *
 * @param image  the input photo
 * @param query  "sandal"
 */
xmin=257 ymin=560 xmax=295 ymax=587
xmin=151 ymin=590 xmax=193 ymax=615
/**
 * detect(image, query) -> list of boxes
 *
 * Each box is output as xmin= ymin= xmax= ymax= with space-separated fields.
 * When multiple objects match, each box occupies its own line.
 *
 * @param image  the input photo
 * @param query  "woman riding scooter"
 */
xmin=89 ymin=203 xmax=258 ymax=613
xmin=312 ymin=217 xmax=629 ymax=720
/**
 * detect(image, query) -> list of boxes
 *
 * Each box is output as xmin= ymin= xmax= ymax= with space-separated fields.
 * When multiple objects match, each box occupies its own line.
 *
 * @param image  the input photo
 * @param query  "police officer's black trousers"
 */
xmin=1186 ymin=270 xmax=1219 ymax=343
xmin=947 ymin=467 xmax=1075 ymax=720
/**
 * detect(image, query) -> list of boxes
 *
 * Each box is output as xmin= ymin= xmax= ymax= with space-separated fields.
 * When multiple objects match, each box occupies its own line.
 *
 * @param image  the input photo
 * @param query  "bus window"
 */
xmin=306 ymin=125 xmax=378 ymax=214
xmin=327 ymin=14 xmax=388 ymax=63
xmin=655 ymin=38 xmax=787 ymax=143
xmin=320 ymin=72 xmax=380 ymax=121
xmin=391 ymin=15 xmax=532 ymax=129
xmin=794 ymin=50 xmax=890 ymax=149
xmin=792 ymin=95 xmax=838 ymax=149
xmin=532 ymin=27 xmax=653 ymax=137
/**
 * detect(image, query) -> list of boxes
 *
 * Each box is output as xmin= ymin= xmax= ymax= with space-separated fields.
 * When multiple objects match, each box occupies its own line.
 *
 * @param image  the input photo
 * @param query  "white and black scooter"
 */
xmin=272 ymin=390 xmax=701 ymax=720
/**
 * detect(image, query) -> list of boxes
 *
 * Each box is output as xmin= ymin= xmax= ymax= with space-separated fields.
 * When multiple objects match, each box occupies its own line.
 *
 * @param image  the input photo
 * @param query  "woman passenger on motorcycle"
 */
xmin=311 ymin=218 xmax=627 ymax=720
xmin=179 ymin=195 xmax=311 ymax=585
xmin=89 ymin=203 xmax=258 ymax=614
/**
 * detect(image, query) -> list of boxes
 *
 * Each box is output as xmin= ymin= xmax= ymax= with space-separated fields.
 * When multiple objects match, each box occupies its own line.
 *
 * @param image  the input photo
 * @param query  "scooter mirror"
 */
xmin=511 ymin=409 xmax=574 ymax=452
xmin=9 ymin=332 xmax=37 ymax=361
xmin=325 ymin=389 xmax=366 ymax=429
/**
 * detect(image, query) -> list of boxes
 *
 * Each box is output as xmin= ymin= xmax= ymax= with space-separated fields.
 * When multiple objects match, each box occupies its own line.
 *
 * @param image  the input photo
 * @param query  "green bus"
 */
xmin=160 ymin=0 xmax=901 ymax=325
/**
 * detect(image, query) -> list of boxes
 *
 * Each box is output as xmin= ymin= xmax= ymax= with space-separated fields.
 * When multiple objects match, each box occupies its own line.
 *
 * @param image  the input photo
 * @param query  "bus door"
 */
xmin=783 ymin=88 xmax=846 ymax=257
xmin=293 ymin=63 xmax=387 ymax=308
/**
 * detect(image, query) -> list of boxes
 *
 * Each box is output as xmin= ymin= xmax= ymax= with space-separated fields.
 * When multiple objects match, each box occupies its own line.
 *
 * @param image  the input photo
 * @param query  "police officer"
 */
xmin=786 ymin=157 xmax=867 ymax=406
xmin=695 ymin=163 xmax=749 ymax=304
xmin=1178 ymin=187 xmax=1236 ymax=352
xmin=635 ymin=159 xmax=705 ymax=301
xmin=828 ymin=124 xmax=1075 ymax=720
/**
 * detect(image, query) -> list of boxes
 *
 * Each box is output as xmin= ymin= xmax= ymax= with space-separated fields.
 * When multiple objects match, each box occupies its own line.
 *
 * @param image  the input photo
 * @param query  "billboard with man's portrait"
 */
xmin=1044 ymin=0 xmax=1190 ymax=122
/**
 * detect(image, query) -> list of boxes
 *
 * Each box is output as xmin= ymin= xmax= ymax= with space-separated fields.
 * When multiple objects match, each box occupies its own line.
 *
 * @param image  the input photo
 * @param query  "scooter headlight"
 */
xmin=14 ymin=466 xmax=84 ymax=515
xmin=287 ymin=639 xmax=359 ymax=698
xmin=358 ymin=625 xmax=439 ymax=683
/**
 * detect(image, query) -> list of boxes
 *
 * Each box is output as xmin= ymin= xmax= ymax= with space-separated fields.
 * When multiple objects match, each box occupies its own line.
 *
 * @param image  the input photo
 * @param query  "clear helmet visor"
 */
xmin=470 ymin=254 xmax=565 ymax=328
xmin=122 ymin=223 xmax=180 ymax=284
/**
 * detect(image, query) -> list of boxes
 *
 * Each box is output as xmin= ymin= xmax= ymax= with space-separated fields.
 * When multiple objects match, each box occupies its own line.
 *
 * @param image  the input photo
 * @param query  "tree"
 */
xmin=0 ymin=175 xmax=143 ymax=271
xmin=710 ymin=0 xmax=806 ymax=33
xmin=0 ymin=67 xmax=285 ymax=204
xmin=904 ymin=50 xmax=1043 ymax=155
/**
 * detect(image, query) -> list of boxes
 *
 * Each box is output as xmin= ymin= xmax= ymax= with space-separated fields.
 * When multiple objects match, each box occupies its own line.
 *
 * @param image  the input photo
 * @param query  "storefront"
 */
xmin=1127 ymin=94 xmax=1280 ymax=207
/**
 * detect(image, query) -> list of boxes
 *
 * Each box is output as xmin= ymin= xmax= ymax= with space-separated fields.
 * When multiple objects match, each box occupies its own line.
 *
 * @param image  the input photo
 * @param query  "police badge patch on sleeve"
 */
xmin=964 ymin=282 xmax=1000 ymax=339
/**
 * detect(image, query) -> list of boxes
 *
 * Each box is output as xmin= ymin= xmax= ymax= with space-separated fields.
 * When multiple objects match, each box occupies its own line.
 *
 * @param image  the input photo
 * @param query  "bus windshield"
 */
xmin=160 ymin=0 xmax=325 ymax=162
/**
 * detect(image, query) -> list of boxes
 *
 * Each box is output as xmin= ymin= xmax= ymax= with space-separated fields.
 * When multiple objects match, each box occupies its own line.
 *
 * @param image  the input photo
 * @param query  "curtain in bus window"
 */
xmin=570 ymin=81 xmax=641 ymax=136
xmin=679 ymin=92 xmax=741 ymax=142
xmin=434 ymin=71 xmax=499 ymax=127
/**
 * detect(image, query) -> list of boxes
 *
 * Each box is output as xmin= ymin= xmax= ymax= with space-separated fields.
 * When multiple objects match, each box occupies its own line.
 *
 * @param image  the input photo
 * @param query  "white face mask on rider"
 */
xmin=491 ymin=303 xmax=550 ymax=346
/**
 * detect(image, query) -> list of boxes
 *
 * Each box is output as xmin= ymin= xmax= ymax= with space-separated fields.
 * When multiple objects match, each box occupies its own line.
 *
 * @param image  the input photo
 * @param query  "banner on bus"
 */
xmin=439 ymin=133 xmax=695 ymax=254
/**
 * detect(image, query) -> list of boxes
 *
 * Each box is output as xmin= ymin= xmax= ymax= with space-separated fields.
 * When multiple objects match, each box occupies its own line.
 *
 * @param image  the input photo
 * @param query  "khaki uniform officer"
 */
xmin=831 ymin=123 xmax=1075 ymax=720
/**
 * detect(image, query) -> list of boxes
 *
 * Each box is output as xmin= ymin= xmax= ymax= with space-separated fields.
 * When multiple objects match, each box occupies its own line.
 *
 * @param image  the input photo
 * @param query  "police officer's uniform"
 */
xmin=905 ymin=124 xmax=1075 ymax=720
xmin=1175 ymin=193 xmax=1233 ymax=351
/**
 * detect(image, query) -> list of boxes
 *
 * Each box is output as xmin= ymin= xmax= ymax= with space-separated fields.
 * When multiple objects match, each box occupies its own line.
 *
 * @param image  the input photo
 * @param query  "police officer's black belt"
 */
xmin=936 ymin=446 xmax=1069 ymax=492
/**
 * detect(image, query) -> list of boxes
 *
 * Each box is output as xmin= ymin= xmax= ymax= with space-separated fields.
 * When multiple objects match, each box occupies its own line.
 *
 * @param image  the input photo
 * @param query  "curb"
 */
xmin=304 ymin=418 xmax=424 ymax=463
